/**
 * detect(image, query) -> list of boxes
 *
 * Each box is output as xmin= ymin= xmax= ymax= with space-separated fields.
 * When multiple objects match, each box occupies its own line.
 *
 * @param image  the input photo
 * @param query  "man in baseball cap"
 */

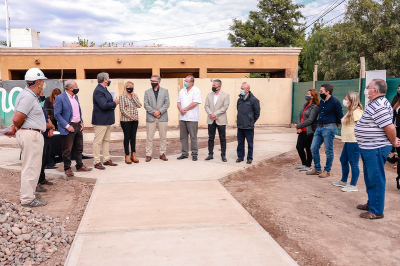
xmin=5 ymin=68 xmax=48 ymax=207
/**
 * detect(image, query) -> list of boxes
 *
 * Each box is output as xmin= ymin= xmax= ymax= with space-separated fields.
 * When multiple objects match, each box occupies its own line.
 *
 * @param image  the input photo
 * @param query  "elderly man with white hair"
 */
xmin=54 ymin=80 xmax=92 ymax=177
xmin=355 ymin=79 xmax=400 ymax=219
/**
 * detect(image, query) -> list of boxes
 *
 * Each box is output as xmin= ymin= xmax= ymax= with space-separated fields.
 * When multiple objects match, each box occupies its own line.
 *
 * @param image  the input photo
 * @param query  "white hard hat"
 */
xmin=25 ymin=68 xmax=47 ymax=81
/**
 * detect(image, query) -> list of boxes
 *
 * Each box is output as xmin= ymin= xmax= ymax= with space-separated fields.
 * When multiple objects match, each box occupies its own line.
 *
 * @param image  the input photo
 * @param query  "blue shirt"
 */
xmin=317 ymin=95 xmax=344 ymax=125
xmin=42 ymin=107 xmax=50 ymax=137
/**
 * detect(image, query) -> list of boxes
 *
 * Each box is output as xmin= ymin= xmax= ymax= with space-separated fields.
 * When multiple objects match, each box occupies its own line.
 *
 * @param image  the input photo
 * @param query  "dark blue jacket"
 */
xmin=54 ymin=92 xmax=83 ymax=136
xmin=237 ymin=91 xmax=261 ymax=129
xmin=92 ymin=84 xmax=116 ymax=125
xmin=317 ymin=95 xmax=343 ymax=125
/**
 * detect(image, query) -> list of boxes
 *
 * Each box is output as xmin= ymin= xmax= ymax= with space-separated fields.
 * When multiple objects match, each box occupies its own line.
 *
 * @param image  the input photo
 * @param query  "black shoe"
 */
xmin=45 ymin=165 xmax=58 ymax=169
xmin=247 ymin=159 xmax=253 ymax=164
xmin=221 ymin=156 xmax=227 ymax=162
xmin=236 ymin=158 xmax=243 ymax=163
xmin=177 ymin=154 xmax=188 ymax=160
xmin=205 ymin=155 xmax=213 ymax=160
xmin=192 ymin=155 xmax=198 ymax=161
xmin=397 ymin=176 xmax=400 ymax=190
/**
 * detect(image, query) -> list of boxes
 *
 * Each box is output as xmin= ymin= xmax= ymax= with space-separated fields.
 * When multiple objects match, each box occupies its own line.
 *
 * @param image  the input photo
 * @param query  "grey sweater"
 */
xmin=297 ymin=103 xmax=319 ymax=135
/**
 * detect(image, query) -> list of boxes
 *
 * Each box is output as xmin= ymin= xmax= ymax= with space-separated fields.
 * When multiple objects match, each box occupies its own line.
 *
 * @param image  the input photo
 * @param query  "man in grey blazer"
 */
xmin=204 ymin=79 xmax=230 ymax=162
xmin=143 ymin=75 xmax=170 ymax=162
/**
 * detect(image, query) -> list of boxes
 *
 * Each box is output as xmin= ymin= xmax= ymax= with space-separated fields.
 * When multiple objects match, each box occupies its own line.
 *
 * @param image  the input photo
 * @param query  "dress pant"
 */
xmin=237 ymin=128 xmax=254 ymax=160
xmin=296 ymin=131 xmax=313 ymax=167
xmin=179 ymin=120 xmax=198 ymax=156
xmin=16 ymin=130 xmax=44 ymax=205
xmin=121 ymin=120 xmax=139 ymax=155
xmin=146 ymin=119 xmax=168 ymax=156
xmin=208 ymin=121 xmax=226 ymax=156
xmin=93 ymin=125 xmax=112 ymax=164
xmin=38 ymin=136 xmax=51 ymax=184
xmin=62 ymin=124 xmax=84 ymax=171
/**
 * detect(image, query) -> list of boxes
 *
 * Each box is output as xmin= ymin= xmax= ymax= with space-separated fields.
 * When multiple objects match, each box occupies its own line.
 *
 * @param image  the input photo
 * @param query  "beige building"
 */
xmin=0 ymin=47 xmax=300 ymax=127
xmin=0 ymin=47 xmax=301 ymax=80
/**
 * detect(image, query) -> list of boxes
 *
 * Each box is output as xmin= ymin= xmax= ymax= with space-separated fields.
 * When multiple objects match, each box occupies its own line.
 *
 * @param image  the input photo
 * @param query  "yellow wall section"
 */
xmin=75 ymin=78 xmax=292 ymax=128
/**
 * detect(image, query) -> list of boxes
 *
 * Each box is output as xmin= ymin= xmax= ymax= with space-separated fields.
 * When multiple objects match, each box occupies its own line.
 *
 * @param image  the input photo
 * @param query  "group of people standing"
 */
xmin=5 ymin=68 xmax=261 ymax=208
xmin=295 ymin=80 xmax=400 ymax=219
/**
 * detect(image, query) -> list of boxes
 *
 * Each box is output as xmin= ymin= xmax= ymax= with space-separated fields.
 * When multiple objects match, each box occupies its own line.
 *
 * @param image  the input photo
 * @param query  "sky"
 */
xmin=0 ymin=0 xmax=347 ymax=48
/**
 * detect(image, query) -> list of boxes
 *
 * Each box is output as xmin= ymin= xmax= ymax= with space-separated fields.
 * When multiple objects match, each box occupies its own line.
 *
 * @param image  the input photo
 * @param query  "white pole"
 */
xmin=5 ymin=0 xmax=10 ymax=47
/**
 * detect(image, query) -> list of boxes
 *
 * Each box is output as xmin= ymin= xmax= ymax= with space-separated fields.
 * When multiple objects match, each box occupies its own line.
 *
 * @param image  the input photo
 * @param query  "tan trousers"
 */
xmin=93 ymin=125 xmax=112 ymax=164
xmin=146 ymin=119 xmax=168 ymax=156
xmin=16 ymin=130 xmax=44 ymax=205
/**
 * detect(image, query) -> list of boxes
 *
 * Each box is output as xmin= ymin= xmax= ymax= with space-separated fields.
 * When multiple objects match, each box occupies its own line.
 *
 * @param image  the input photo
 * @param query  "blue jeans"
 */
xmin=310 ymin=125 xmax=337 ymax=172
xmin=237 ymin=129 xmax=254 ymax=160
xmin=340 ymin=142 xmax=361 ymax=186
xmin=360 ymin=145 xmax=392 ymax=215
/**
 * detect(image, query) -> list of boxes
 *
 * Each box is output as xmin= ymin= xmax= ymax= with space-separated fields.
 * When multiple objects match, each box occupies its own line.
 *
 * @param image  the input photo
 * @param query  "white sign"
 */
xmin=365 ymin=70 xmax=386 ymax=105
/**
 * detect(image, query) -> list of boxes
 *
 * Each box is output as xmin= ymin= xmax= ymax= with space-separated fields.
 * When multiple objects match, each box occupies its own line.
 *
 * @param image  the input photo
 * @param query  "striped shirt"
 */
xmin=355 ymin=96 xmax=393 ymax=149
xmin=119 ymin=94 xmax=142 ymax=122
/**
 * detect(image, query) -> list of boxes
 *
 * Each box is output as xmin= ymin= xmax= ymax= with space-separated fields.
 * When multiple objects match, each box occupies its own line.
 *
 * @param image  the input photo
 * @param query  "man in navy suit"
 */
xmin=54 ymin=80 xmax=92 ymax=177
xmin=92 ymin=72 xmax=120 ymax=170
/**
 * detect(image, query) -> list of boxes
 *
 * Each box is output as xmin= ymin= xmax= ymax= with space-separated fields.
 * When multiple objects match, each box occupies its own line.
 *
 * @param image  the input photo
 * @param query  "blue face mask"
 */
xmin=305 ymin=96 xmax=311 ymax=101
xmin=240 ymin=90 xmax=246 ymax=96
xmin=184 ymin=81 xmax=189 ymax=88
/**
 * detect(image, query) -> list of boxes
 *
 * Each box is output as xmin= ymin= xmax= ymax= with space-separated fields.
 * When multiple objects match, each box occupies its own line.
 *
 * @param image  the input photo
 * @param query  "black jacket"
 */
xmin=92 ymin=84 xmax=117 ymax=125
xmin=236 ymin=91 xmax=260 ymax=129
xmin=297 ymin=103 xmax=319 ymax=135
xmin=391 ymin=94 xmax=400 ymax=127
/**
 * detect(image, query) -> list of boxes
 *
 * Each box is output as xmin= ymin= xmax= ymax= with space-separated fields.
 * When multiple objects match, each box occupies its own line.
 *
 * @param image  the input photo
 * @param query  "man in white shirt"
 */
xmin=177 ymin=75 xmax=202 ymax=161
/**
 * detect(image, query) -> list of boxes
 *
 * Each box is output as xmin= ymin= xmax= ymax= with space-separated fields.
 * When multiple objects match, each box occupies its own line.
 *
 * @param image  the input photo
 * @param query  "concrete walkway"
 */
xmin=0 ymin=127 xmax=299 ymax=265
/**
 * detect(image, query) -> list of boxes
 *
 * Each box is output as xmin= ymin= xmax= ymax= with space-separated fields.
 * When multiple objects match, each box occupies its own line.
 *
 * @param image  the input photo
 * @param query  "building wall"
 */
xmin=75 ymin=78 xmax=293 ymax=127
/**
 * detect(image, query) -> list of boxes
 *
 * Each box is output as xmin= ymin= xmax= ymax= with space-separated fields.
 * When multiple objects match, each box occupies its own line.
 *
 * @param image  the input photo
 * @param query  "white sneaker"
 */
xmin=299 ymin=167 xmax=312 ymax=172
xmin=332 ymin=181 xmax=347 ymax=187
xmin=295 ymin=165 xmax=306 ymax=169
xmin=342 ymin=185 xmax=358 ymax=192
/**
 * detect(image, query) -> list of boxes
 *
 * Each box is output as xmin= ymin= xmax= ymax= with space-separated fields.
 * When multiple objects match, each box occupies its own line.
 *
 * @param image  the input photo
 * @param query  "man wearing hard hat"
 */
xmin=5 ymin=68 xmax=48 ymax=207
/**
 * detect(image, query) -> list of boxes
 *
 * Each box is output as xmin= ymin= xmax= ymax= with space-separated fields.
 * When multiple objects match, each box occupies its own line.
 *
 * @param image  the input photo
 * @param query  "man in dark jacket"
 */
xmin=92 ymin=72 xmax=120 ymax=170
xmin=236 ymin=82 xmax=260 ymax=164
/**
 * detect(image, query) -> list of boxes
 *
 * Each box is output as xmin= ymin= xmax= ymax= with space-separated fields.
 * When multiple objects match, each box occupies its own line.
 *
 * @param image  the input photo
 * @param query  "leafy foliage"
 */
xmin=319 ymin=0 xmax=400 ymax=80
xmin=73 ymin=37 xmax=95 ymax=47
xmin=228 ymin=0 xmax=305 ymax=47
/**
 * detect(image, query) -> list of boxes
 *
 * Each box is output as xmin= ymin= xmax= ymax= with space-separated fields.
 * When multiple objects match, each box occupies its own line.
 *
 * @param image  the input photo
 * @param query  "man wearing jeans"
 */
xmin=355 ymin=79 xmax=399 ymax=219
xmin=307 ymin=84 xmax=343 ymax=178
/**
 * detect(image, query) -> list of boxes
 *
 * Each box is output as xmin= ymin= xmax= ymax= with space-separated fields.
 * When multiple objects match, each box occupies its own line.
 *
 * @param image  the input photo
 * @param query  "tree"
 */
xmin=298 ymin=21 xmax=329 ymax=82
xmin=228 ymin=0 xmax=305 ymax=47
xmin=319 ymin=0 xmax=400 ymax=80
xmin=73 ymin=37 xmax=95 ymax=47
xmin=0 ymin=41 xmax=7 ymax=46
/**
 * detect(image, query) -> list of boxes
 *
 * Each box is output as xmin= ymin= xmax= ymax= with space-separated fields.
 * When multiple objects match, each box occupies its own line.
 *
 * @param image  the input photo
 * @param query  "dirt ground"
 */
xmin=0 ymin=168 xmax=94 ymax=266
xmin=220 ymin=141 xmax=400 ymax=266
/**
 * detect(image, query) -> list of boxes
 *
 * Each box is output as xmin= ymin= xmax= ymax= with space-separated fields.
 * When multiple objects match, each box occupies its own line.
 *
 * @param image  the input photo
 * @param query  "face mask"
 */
xmin=364 ymin=89 xmax=370 ymax=96
xmin=212 ymin=87 xmax=218 ymax=92
xmin=151 ymin=83 xmax=158 ymax=89
xmin=320 ymin=93 xmax=327 ymax=100
xmin=126 ymin=88 xmax=133 ymax=93
xmin=343 ymin=99 xmax=349 ymax=107
xmin=107 ymin=80 xmax=111 ymax=87
xmin=72 ymin=88 xmax=79 ymax=95
xmin=305 ymin=96 xmax=311 ymax=101
xmin=397 ymin=89 xmax=400 ymax=94
xmin=184 ymin=81 xmax=189 ymax=88
xmin=39 ymin=96 xmax=46 ymax=102
xmin=240 ymin=90 xmax=246 ymax=96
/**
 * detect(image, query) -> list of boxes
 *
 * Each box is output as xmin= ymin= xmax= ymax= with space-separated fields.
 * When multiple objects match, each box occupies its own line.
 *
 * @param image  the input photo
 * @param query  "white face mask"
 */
xmin=343 ymin=99 xmax=349 ymax=107
xmin=364 ymin=88 xmax=370 ymax=96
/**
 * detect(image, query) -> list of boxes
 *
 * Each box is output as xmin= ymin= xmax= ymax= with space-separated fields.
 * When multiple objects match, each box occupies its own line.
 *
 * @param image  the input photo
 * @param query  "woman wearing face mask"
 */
xmin=388 ymin=84 xmax=400 ymax=165
xmin=119 ymin=81 xmax=142 ymax=164
xmin=332 ymin=92 xmax=363 ymax=192
xmin=295 ymin=89 xmax=320 ymax=172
